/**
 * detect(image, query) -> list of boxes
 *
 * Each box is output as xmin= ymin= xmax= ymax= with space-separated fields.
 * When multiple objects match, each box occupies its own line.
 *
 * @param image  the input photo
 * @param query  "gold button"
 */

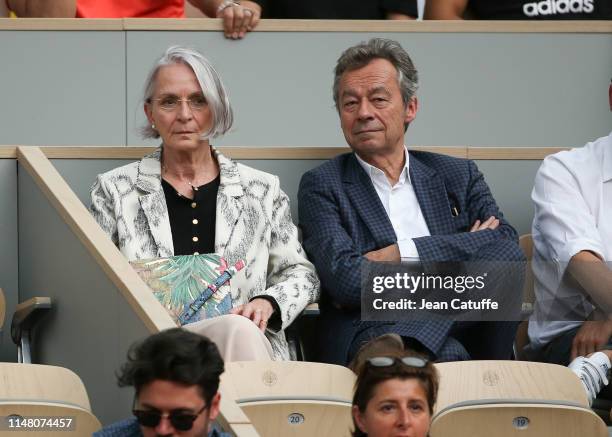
xmin=192 ymin=219 xmax=199 ymax=225
xmin=193 ymin=251 xmax=199 ymax=255
xmin=192 ymin=236 xmax=199 ymax=242
xmin=191 ymin=202 xmax=197 ymax=208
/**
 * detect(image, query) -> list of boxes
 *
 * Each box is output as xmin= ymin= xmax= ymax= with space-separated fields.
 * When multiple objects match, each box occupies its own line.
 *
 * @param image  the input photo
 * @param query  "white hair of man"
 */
xmin=141 ymin=45 xmax=234 ymax=140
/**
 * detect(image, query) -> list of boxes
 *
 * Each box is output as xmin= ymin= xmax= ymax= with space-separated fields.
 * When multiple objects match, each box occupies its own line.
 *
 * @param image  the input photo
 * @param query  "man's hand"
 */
xmin=216 ymin=0 xmax=261 ymax=39
xmin=364 ymin=244 xmax=401 ymax=262
xmin=470 ymin=216 xmax=499 ymax=232
xmin=230 ymin=297 xmax=273 ymax=332
xmin=571 ymin=320 xmax=612 ymax=361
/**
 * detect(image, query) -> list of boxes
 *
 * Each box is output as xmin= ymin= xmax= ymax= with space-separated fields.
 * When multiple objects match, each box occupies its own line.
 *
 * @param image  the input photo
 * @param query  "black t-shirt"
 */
xmin=252 ymin=0 xmax=417 ymax=19
xmin=468 ymin=0 xmax=612 ymax=19
xmin=162 ymin=176 xmax=220 ymax=256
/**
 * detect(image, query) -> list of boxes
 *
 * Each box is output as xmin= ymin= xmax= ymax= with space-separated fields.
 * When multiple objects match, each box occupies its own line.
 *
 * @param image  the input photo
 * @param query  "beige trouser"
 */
xmin=184 ymin=314 xmax=274 ymax=361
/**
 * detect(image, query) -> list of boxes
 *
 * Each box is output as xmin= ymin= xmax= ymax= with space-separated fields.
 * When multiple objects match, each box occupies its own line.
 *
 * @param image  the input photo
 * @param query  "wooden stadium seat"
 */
xmin=0 ymin=363 xmax=101 ymax=435
xmin=431 ymin=360 xmax=607 ymax=437
xmin=221 ymin=361 xmax=356 ymax=437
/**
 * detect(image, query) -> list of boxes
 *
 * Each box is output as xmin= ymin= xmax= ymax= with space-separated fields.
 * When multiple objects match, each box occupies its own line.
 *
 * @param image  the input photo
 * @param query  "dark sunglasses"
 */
xmin=132 ymin=405 xmax=207 ymax=431
xmin=367 ymin=356 xmax=428 ymax=368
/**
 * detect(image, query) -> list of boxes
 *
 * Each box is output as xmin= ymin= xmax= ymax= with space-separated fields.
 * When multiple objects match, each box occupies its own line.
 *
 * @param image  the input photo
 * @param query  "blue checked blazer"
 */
xmin=298 ymin=150 xmax=523 ymax=364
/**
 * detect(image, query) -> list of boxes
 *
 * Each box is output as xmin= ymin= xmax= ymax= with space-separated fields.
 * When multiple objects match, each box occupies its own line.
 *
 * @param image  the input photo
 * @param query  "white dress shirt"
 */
xmin=355 ymin=147 xmax=431 ymax=260
xmin=528 ymin=131 xmax=612 ymax=349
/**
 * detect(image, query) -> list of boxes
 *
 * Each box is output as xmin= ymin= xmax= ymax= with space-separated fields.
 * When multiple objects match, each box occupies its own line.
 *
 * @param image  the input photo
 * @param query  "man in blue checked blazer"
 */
xmin=298 ymin=38 xmax=524 ymax=366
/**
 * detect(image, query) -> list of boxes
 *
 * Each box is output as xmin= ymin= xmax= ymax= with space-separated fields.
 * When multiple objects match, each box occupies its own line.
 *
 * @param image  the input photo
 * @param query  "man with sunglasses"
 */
xmin=94 ymin=328 xmax=230 ymax=437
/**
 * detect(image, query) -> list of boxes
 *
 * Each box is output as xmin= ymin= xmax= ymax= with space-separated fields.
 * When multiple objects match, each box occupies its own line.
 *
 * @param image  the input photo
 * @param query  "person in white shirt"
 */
xmin=527 ymin=80 xmax=612 ymax=403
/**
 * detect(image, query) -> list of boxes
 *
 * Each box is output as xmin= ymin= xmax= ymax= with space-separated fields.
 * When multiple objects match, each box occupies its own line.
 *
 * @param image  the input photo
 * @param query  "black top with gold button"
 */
xmin=162 ymin=175 xmax=220 ymax=256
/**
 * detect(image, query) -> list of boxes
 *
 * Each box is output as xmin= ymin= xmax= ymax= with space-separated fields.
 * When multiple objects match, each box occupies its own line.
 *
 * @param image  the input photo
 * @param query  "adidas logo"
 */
xmin=523 ymin=0 xmax=594 ymax=16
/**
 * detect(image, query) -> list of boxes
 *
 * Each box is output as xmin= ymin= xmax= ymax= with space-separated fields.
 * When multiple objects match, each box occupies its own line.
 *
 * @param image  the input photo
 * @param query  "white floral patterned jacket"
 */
xmin=90 ymin=147 xmax=319 ymax=360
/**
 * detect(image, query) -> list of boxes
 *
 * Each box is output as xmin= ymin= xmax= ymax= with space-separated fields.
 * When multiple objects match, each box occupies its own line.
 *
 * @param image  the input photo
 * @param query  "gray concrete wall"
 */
xmin=475 ymin=160 xmax=542 ymax=237
xmin=17 ymin=164 xmax=150 ymax=424
xmin=0 ymin=159 xmax=18 ymax=362
xmin=125 ymin=32 xmax=612 ymax=149
xmin=0 ymin=29 xmax=610 ymax=148
xmin=0 ymin=31 xmax=126 ymax=146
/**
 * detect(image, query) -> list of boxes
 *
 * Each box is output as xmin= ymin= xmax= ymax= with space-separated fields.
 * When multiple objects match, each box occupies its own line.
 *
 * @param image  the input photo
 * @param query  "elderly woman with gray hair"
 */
xmin=90 ymin=46 xmax=319 ymax=361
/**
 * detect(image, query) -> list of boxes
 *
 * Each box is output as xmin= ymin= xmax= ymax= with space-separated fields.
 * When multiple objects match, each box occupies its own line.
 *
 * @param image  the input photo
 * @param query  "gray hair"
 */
xmin=141 ymin=46 xmax=233 ymax=139
xmin=333 ymin=38 xmax=419 ymax=110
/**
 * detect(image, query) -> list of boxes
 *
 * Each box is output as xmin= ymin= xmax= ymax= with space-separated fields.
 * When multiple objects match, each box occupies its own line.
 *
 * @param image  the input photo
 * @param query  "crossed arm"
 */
xmin=365 ymin=216 xmax=500 ymax=263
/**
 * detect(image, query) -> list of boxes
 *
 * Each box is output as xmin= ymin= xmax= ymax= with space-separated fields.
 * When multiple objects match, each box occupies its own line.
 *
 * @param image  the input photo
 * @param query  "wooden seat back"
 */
xmin=0 ymin=363 xmax=102 ymax=435
xmin=431 ymin=360 xmax=606 ymax=437
xmin=222 ymin=361 xmax=356 ymax=437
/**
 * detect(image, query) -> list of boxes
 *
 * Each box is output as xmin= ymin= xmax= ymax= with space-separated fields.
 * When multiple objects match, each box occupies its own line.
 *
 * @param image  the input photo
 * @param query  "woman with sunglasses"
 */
xmin=352 ymin=352 xmax=439 ymax=437
xmin=90 ymin=46 xmax=319 ymax=362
